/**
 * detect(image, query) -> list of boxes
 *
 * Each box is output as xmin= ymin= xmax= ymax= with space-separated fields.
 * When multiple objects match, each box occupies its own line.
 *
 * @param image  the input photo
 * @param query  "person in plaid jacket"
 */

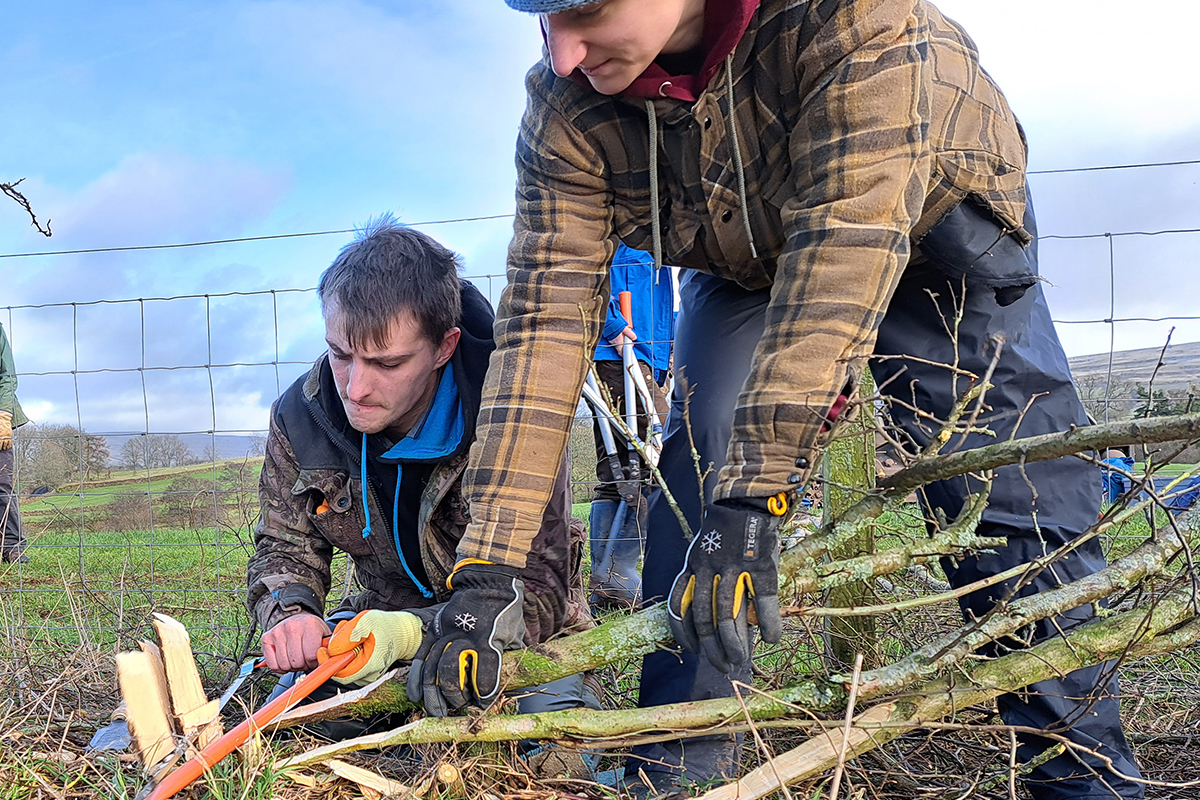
xmin=429 ymin=2 xmax=1142 ymax=797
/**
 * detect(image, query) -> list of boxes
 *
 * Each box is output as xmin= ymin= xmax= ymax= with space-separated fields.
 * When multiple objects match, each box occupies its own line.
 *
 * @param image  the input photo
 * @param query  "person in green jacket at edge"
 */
xmin=1 ymin=321 xmax=30 ymax=563
xmin=369 ymin=1 xmax=1144 ymax=799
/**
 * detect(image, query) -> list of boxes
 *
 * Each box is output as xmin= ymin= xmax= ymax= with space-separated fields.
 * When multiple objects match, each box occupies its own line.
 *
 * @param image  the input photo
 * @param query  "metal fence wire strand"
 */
xmin=1 ymin=178 xmax=1198 ymax=664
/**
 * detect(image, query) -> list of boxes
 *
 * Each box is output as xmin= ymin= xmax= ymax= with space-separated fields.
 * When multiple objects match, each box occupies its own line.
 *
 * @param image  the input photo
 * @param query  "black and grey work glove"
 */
xmin=668 ymin=496 xmax=786 ymax=673
xmin=406 ymin=563 xmax=526 ymax=717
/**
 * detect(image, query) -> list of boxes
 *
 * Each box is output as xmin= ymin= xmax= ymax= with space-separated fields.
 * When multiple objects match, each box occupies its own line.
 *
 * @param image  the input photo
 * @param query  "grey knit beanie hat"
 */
xmin=505 ymin=0 xmax=601 ymax=12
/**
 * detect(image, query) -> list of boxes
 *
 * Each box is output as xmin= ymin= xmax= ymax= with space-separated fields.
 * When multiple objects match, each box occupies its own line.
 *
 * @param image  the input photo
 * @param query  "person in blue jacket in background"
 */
xmin=588 ymin=243 xmax=674 ymax=608
xmin=1100 ymin=448 xmax=1134 ymax=506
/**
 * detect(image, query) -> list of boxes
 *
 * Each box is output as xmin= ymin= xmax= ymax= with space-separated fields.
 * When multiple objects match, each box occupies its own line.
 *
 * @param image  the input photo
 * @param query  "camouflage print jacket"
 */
xmin=246 ymin=282 xmax=592 ymax=645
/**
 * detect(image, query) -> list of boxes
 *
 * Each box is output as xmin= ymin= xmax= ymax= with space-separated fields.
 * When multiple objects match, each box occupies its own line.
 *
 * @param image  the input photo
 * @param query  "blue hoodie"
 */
xmin=360 ymin=363 xmax=465 ymax=597
xmin=594 ymin=243 xmax=675 ymax=381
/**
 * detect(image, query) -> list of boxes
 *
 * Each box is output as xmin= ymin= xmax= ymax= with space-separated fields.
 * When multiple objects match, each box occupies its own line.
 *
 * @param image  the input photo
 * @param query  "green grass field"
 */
xmin=2 ymin=454 xmax=1196 ymax=799
xmin=3 ymin=453 xmax=1181 ymax=686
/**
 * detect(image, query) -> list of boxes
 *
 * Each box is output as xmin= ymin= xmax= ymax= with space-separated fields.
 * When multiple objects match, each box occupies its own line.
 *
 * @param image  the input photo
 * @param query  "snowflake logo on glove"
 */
xmin=454 ymin=613 xmax=477 ymax=631
xmin=701 ymin=530 xmax=722 ymax=553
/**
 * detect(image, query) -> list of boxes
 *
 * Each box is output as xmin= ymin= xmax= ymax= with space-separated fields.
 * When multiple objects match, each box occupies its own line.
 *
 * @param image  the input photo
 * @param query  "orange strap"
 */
xmin=446 ymin=558 xmax=496 ymax=590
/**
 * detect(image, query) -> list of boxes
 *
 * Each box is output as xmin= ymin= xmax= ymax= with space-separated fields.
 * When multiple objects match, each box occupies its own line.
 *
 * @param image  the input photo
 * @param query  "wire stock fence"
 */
xmin=3 ymin=163 xmax=1200 ymax=674
xmin=0 ymin=273 xmax=648 ymax=675
xmin=0 ymin=276 xmax=527 ymax=673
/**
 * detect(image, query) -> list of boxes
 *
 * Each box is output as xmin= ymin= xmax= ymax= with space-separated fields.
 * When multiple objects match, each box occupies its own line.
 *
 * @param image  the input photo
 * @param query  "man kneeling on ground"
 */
xmin=246 ymin=217 xmax=595 ymax=738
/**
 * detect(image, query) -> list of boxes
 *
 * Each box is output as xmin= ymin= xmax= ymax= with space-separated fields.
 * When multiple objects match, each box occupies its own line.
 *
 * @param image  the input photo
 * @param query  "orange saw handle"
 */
xmin=618 ymin=290 xmax=633 ymax=326
xmin=142 ymin=642 xmax=358 ymax=800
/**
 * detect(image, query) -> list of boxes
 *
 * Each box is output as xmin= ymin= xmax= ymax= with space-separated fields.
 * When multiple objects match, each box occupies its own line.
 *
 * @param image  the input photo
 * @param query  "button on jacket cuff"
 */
xmin=715 ymin=443 xmax=818 ymax=503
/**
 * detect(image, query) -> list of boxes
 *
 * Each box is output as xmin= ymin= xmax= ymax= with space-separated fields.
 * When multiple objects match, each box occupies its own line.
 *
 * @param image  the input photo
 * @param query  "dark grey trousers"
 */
xmin=1 ymin=447 xmax=24 ymax=555
xmin=631 ymin=262 xmax=1143 ymax=797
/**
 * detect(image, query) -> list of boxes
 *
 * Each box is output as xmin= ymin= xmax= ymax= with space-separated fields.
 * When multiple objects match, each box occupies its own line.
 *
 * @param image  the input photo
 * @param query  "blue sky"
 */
xmin=3 ymin=0 xmax=1199 ymax=435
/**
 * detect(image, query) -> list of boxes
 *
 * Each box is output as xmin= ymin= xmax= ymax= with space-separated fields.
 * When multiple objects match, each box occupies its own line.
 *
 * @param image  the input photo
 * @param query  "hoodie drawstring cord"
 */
xmin=361 ymin=434 xmax=371 ymax=539
xmin=645 ymin=55 xmax=757 ymax=281
xmin=360 ymin=433 xmax=433 ymax=598
xmin=644 ymin=99 xmax=663 ymax=285
xmin=393 ymin=475 xmax=433 ymax=598
xmin=724 ymin=53 xmax=758 ymax=259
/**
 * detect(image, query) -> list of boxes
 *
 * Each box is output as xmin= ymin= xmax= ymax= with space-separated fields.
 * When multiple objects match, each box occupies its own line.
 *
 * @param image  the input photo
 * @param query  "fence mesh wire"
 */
xmin=2 ymin=203 xmax=1198 ymax=677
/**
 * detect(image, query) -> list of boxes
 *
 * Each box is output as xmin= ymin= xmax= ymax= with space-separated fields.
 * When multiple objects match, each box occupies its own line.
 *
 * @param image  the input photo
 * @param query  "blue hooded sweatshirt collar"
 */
xmin=359 ymin=363 xmax=464 ymax=597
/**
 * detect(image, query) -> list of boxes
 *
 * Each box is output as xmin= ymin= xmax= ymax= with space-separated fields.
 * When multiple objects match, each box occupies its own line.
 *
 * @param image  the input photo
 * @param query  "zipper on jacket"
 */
xmin=304 ymin=400 xmax=434 ymax=598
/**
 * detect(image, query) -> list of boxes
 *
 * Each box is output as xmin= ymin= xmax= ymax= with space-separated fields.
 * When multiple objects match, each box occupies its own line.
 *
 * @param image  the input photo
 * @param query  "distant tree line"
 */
xmin=14 ymin=428 xmax=207 ymax=492
xmin=1075 ymin=375 xmax=1197 ymax=422
xmin=118 ymin=434 xmax=200 ymax=471
xmin=14 ymin=423 xmax=111 ymax=491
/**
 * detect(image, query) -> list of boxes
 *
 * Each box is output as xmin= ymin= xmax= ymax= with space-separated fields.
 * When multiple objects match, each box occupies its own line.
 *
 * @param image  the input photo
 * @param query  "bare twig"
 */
xmin=1141 ymin=328 xmax=1175 ymax=419
xmin=1 ymin=178 xmax=52 ymax=237
xmin=881 ymin=413 xmax=1200 ymax=496
xmin=829 ymin=652 xmax=864 ymax=800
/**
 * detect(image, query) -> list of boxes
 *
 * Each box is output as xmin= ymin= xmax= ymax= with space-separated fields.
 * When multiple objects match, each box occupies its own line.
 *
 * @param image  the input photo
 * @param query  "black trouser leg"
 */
xmin=1 ymin=447 xmax=25 ymax=555
xmin=629 ymin=271 xmax=770 ymax=787
xmin=871 ymin=264 xmax=1143 ymax=799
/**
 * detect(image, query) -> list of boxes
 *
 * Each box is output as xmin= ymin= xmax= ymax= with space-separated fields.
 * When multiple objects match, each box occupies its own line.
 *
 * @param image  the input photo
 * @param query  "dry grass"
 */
xmin=4 ymin=569 xmax=1200 ymax=800
xmin=3 ymin=494 xmax=1200 ymax=798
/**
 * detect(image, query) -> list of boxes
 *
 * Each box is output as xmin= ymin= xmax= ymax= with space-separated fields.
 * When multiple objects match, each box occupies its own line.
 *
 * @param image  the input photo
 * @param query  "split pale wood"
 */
xmin=139 ymin=641 xmax=173 ymax=720
xmin=327 ymin=759 xmax=417 ymax=798
xmin=116 ymin=645 xmax=175 ymax=769
xmin=696 ymin=704 xmax=894 ymax=800
xmin=283 ymin=771 xmax=319 ymax=788
xmin=176 ymin=699 xmax=219 ymax=732
xmin=152 ymin=612 xmax=223 ymax=748
xmin=272 ymin=668 xmax=400 ymax=729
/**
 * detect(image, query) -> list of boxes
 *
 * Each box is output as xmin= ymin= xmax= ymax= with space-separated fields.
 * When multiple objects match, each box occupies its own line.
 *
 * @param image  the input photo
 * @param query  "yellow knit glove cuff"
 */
xmin=0 ymin=411 xmax=11 ymax=450
xmin=322 ymin=610 xmax=424 ymax=686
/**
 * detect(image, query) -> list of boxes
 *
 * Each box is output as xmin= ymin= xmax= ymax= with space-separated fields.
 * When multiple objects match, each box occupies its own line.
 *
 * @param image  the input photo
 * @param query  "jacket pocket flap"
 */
xmin=936 ymin=150 xmax=1027 ymax=237
xmin=291 ymin=470 xmax=352 ymax=512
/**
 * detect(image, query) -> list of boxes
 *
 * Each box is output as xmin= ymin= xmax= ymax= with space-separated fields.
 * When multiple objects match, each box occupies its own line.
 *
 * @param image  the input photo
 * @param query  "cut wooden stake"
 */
xmin=116 ymin=644 xmax=175 ymax=769
xmin=696 ymin=704 xmax=894 ymax=800
xmin=153 ymin=612 xmax=223 ymax=749
xmin=435 ymin=762 xmax=465 ymax=794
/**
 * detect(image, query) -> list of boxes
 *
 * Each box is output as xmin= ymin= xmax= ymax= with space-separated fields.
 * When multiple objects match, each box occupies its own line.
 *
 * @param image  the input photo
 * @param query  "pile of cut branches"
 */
xmin=265 ymin=412 xmax=1200 ymax=798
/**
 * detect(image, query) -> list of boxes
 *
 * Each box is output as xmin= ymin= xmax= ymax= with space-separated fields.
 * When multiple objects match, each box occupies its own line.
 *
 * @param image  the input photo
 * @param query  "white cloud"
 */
xmin=231 ymin=0 xmax=541 ymax=214
xmin=934 ymin=1 xmax=1200 ymax=161
xmin=53 ymin=152 xmax=289 ymax=250
xmin=8 ymin=152 xmax=291 ymax=304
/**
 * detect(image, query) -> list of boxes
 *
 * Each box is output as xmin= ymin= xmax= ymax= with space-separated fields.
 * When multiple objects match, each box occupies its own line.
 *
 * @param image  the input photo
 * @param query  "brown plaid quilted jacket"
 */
xmin=461 ymin=0 xmax=1030 ymax=568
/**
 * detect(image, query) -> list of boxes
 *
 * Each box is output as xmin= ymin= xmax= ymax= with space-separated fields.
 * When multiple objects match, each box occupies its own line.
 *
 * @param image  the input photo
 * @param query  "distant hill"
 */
xmin=103 ymin=433 xmax=265 ymax=465
xmin=1069 ymin=340 xmax=1200 ymax=393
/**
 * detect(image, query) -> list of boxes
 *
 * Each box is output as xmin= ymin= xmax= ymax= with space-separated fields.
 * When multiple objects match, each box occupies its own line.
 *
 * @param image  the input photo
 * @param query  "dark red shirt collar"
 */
xmin=562 ymin=0 xmax=760 ymax=102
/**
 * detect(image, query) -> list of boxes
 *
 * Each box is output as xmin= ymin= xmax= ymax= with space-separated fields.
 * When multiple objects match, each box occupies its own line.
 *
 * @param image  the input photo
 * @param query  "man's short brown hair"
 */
xmin=318 ymin=215 xmax=463 ymax=348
